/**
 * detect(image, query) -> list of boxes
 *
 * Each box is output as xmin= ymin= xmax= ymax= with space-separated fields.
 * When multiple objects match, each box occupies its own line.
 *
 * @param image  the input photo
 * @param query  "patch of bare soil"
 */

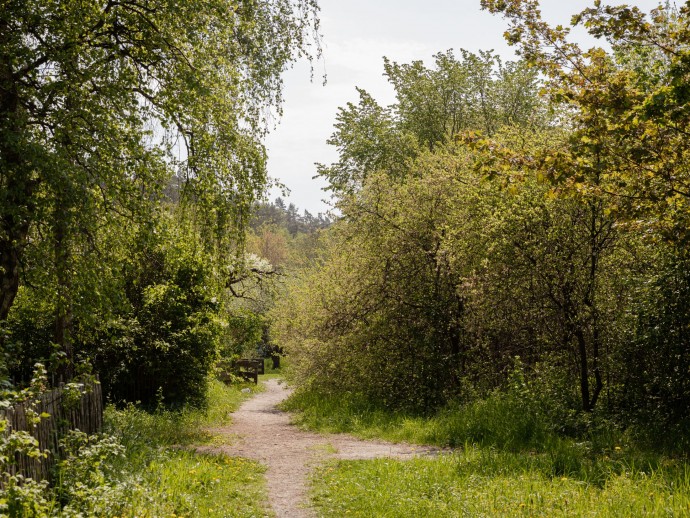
xmin=199 ymin=378 xmax=440 ymax=518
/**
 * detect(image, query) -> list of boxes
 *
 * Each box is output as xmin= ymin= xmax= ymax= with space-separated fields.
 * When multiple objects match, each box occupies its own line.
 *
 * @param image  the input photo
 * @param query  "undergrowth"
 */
xmin=1 ymin=377 xmax=271 ymax=517
xmin=285 ymin=381 xmax=690 ymax=517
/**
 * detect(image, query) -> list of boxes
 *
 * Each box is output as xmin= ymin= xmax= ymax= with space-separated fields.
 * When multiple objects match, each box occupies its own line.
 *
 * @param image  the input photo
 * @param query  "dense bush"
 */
xmin=274 ymin=144 xmax=634 ymax=418
xmin=87 ymin=221 xmax=224 ymax=408
xmin=273 ymin=20 xmax=690 ymax=448
xmin=2 ymin=216 xmax=228 ymax=408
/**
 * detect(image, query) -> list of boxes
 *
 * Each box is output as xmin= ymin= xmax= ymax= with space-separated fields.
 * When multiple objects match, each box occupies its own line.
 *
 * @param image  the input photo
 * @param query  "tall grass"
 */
xmin=312 ymin=452 xmax=690 ymax=517
xmin=287 ymin=386 xmax=690 ymax=516
xmin=104 ymin=377 xmax=259 ymax=448
xmin=283 ymin=387 xmax=554 ymax=449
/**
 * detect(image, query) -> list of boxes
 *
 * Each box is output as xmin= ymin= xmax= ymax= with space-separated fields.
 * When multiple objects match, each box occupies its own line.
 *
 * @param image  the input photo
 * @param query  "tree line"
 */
xmin=0 ymin=0 xmax=321 ymax=407
xmin=273 ymin=1 xmax=690 ymax=449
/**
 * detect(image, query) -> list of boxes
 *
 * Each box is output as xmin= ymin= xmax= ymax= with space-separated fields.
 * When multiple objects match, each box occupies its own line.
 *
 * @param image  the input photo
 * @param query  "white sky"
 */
xmin=264 ymin=0 xmax=662 ymax=215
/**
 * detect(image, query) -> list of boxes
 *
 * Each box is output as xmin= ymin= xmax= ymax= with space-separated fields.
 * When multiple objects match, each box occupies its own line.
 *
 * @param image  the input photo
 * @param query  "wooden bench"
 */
xmin=231 ymin=359 xmax=262 ymax=384
xmin=250 ymin=357 xmax=265 ymax=375
xmin=217 ymin=358 xmax=264 ymax=384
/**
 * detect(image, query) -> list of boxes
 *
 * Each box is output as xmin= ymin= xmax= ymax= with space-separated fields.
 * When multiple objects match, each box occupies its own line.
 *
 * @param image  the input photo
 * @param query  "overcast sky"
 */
xmin=264 ymin=0 xmax=661 ymax=215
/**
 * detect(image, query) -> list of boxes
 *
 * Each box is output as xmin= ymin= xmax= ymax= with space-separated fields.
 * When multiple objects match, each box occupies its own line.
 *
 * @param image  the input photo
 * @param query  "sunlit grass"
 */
xmin=100 ymin=378 xmax=273 ymax=517
xmin=128 ymin=450 xmax=271 ymax=517
xmin=287 ymin=388 xmax=690 ymax=517
xmin=312 ymin=451 xmax=690 ymax=517
xmin=260 ymin=356 xmax=287 ymax=381
xmin=283 ymin=387 xmax=556 ymax=449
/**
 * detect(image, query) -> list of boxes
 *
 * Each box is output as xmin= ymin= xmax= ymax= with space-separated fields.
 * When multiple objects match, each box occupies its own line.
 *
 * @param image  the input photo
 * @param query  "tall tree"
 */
xmin=0 ymin=0 xmax=320 ymax=323
xmin=316 ymin=50 xmax=543 ymax=200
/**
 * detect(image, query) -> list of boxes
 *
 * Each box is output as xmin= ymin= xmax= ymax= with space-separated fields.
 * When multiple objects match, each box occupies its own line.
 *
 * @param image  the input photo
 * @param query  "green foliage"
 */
xmin=54 ymin=431 xmax=131 ymax=517
xmin=1 ymin=377 xmax=265 ymax=516
xmin=0 ymin=0 xmax=321 ymax=324
xmin=386 ymin=49 xmax=543 ymax=145
xmin=480 ymin=1 xmax=690 ymax=244
xmin=0 ymin=365 xmax=51 ymax=516
xmin=275 ymin=136 xmax=633 ymax=416
xmin=276 ymin=23 xmax=690 ymax=437
xmin=0 ymin=475 xmax=52 ymax=518
xmin=130 ymin=451 xmax=268 ymax=518
xmin=103 ymin=378 xmax=255 ymax=448
xmin=472 ymin=0 xmax=690 ymax=435
xmin=316 ymin=88 xmax=419 ymax=196
xmin=284 ymin=363 xmax=563 ymax=451
xmin=619 ymin=254 xmax=690 ymax=449
xmin=275 ymin=150 xmax=473 ymax=411
xmin=251 ymin=197 xmax=332 ymax=237
xmin=237 ymin=198 xmax=332 ymax=364
xmin=316 ymin=49 xmax=543 ymax=199
xmin=47 ymin=216 xmax=220 ymax=408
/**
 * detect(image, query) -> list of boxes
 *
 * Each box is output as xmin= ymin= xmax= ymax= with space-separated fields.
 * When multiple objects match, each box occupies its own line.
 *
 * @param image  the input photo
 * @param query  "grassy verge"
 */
xmin=96 ymin=378 xmax=272 ymax=517
xmin=285 ymin=388 xmax=690 ymax=517
xmin=105 ymin=377 xmax=263 ymax=447
xmin=283 ymin=387 xmax=560 ymax=449
xmin=312 ymin=452 xmax=690 ymax=517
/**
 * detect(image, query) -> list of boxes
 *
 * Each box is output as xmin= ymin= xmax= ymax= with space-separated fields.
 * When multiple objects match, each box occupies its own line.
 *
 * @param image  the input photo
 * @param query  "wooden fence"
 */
xmin=0 ymin=380 xmax=103 ymax=482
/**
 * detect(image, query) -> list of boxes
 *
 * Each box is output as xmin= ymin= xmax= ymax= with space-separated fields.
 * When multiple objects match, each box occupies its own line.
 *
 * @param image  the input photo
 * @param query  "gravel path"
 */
xmin=200 ymin=378 xmax=439 ymax=518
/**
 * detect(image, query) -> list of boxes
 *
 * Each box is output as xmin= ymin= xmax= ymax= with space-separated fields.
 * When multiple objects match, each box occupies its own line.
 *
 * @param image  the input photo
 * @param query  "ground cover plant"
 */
xmin=0 ymin=378 xmax=271 ymax=517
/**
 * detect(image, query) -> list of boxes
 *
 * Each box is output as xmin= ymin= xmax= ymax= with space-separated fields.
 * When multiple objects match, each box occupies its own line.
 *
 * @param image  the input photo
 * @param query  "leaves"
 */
xmin=0 ymin=0 xmax=321 ymax=323
xmin=483 ymin=0 xmax=690 ymax=245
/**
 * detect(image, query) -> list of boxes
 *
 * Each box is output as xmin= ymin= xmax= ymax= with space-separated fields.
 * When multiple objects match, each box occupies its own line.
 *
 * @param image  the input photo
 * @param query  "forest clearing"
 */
xmin=3 ymin=0 xmax=690 ymax=516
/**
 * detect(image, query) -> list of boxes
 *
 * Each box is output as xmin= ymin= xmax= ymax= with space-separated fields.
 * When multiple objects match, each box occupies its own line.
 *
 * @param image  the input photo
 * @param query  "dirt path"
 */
xmin=201 ymin=379 xmax=439 ymax=518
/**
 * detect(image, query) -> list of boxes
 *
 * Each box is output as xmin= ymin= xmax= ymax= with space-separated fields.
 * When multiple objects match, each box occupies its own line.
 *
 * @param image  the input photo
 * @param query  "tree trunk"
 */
xmin=0 ymin=241 xmax=22 ymax=321
xmin=54 ymin=207 xmax=75 ymax=382
xmin=0 ymin=48 xmax=33 ymax=322
xmin=575 ymin=327 xmax=591 ymax=412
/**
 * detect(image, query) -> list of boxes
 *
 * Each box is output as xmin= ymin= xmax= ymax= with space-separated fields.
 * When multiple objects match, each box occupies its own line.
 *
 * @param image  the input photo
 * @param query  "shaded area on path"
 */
xmin=199 ymin=378 xmax=441 ymax=518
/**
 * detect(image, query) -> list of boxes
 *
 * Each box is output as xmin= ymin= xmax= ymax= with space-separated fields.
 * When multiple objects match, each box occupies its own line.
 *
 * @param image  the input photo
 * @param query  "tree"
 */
xmin=316 ymin=50 xmax=543 ymax=200
xmin=0 ymin=0 xmax=321 ymax=327
xmin=247 ymin=225 xmax=290 ymax=269
xmin=481 ymin=0 xmax=690 ymax=245
xmin=385 ymin=49 xmax=542 ymax=147
xmin=274 ymin=154 xmax=472 ymax=411
xmin=315 ymin=88 xmax=418 ymax=197
xmin=478 ymin=0 xmax=690 ymax=422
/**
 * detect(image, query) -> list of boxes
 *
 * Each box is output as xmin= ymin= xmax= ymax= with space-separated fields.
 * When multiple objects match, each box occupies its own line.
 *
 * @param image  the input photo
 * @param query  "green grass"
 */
xmin=105 ymin=378 xmax=262 ymax=447
xmin=98 ymin=378 xmax=273 ymax=517
xmin=312 ymin=452 xmax=690 ymax=517
xmin=260 ymin=357 xmax=287 ymax=381
xmin=283 ymin=388 xmax=556 ymax=449
xmin=127 ymin=450 xmax=270 ymax=517
xmin=286 ymin=388 xmax=690 ymax=517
